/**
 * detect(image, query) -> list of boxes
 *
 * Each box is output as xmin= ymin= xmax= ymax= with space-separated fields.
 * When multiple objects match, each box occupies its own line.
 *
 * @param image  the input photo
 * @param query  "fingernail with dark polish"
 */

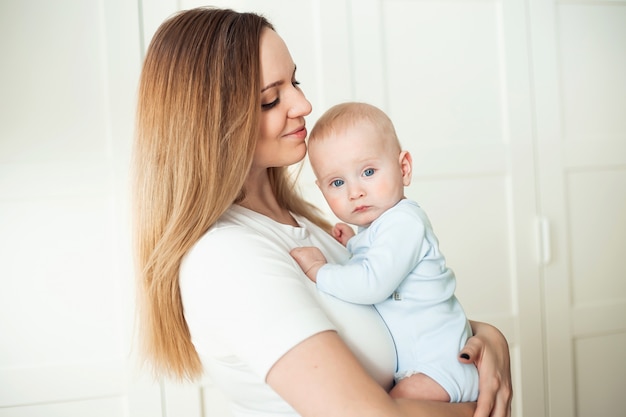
xmin=460 ymin=353 xmax=470 ymax=360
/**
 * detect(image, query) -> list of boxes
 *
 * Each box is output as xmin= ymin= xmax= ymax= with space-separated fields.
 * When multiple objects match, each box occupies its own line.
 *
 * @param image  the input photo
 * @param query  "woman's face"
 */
xmin=254 ymin=28 xmax=312 ymax=169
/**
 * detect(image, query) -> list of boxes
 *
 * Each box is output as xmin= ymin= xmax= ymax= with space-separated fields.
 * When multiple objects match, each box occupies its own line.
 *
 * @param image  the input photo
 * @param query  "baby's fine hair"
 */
xmin=309 ymin=102 xmax=401 ymax=150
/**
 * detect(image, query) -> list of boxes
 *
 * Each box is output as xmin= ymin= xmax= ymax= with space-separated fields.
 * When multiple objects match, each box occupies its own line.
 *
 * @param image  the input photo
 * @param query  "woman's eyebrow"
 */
xmin=261 ymin=65 xmax=297 ymax=92
xmin=261 ymin=80 xmax=283 ymax=92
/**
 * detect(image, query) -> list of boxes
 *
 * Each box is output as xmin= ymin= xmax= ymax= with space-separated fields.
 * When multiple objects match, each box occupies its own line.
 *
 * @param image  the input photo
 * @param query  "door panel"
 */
xmin=531 ymin=1 xmax=626 ymax=416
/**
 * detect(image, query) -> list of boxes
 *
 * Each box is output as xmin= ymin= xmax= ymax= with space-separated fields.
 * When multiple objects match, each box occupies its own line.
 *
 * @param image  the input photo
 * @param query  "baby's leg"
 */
xmin=389 ymin=373 xmax=450 ymax=402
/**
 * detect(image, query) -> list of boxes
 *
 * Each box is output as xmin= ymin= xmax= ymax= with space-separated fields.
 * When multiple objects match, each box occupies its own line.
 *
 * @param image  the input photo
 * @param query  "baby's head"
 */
xmin=308 ymin=102 xmax=412 ymax=227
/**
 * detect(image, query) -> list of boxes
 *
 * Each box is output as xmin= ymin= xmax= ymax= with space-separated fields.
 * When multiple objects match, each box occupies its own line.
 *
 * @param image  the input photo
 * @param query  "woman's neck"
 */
xmin=238 ymin=169 xmax=299 ymax=227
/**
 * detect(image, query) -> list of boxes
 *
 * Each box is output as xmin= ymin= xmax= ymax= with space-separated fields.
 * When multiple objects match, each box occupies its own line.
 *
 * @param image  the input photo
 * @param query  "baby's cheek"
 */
xmin=326 ymin=195 xmax=347 ymax=215
xmin=326 ymin=196 xmax=342 ymax=212
xmin=377 ymin=179 xmax=402 ymax=202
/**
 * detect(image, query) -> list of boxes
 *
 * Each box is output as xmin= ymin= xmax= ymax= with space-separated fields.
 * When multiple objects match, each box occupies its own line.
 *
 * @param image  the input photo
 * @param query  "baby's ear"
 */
xmin=399 ymin=150 xmax=412 ymax=186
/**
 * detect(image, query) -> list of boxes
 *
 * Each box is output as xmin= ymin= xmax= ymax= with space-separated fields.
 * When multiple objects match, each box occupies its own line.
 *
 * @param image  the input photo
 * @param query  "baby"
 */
xmin=290 ymin=102 xmax=479 ymax=402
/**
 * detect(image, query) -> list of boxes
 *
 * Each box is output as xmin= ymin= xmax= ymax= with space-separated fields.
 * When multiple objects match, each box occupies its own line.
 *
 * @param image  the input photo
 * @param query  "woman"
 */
xmin=134 ymin=7 xmax=512 ymax=417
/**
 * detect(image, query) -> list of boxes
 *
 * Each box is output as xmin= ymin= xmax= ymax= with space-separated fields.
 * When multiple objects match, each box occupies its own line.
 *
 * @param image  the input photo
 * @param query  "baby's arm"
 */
xmin=290 ymin=247 xmax=327 ymax=282
xmin=332 ymin=222 xmax=355 ymax=246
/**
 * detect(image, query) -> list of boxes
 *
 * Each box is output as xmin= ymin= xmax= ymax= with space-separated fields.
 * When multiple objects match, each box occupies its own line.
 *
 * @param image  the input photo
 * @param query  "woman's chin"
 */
xmin=291 ymin=146 xmax=308 ymax=165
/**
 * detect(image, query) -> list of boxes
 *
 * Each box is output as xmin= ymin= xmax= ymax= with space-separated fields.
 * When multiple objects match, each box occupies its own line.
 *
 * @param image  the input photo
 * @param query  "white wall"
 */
xmin=0 ymin=0 xmax=148 ymax=416
xmin=1 ymin=1 xmax=625 ymax=416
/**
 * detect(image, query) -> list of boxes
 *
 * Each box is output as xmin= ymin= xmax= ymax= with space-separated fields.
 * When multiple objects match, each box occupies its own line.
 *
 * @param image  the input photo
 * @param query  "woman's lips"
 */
xmin=285 ymin=126 xmax=307 ymax=139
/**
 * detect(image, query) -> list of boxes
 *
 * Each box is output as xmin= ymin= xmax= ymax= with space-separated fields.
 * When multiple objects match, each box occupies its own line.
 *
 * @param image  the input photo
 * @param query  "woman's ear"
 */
xmin=399 ymin=150 xmax=412 ymax=186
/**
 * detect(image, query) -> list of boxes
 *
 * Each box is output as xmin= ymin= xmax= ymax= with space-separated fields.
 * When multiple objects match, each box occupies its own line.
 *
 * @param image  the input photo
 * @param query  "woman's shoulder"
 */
xmin=182 ymin=205 xmax=333 ymax=280
xmin=183 ymin=220 xmax=259 ymax=272
xmin=191 ymin=205 xmax=285 ymax=251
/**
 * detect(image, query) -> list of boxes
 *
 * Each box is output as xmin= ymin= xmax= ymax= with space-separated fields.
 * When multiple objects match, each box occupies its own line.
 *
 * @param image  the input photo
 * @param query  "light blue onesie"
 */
xmin=316 ymin=199 xmax=479 ymax=402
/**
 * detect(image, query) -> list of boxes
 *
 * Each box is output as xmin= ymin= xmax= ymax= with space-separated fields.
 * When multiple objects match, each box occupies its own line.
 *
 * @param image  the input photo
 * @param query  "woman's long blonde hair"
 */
xmin=133 ymin=7 xmax=331 ymax=380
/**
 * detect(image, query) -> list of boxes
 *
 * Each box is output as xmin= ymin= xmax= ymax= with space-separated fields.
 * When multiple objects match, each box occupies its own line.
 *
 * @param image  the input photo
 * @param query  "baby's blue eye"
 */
xmin=331 ymin=179 xmax=345 ymax=187
xmin=363 ymin=168 xmax=375 ymax=177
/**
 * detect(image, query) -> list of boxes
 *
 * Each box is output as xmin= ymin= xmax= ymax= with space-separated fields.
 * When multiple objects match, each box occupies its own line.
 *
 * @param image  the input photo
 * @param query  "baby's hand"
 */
xmin=332 ymin=223 xmax=355 ymax=246
xmin=290 ymin=247 xmax=327 ymax=282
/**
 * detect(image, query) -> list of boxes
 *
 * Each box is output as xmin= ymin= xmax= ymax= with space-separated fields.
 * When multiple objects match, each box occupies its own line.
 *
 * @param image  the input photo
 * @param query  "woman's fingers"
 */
xmin=459 ymin=334 xmax=481 ymax=364
xmin=462 ymin=323 xmax=513 ymax=417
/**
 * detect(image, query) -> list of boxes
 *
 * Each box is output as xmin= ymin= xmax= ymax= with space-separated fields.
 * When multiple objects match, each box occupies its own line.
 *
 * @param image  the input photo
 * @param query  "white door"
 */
xmin=529 ymin=1 xmax=626 ymax=416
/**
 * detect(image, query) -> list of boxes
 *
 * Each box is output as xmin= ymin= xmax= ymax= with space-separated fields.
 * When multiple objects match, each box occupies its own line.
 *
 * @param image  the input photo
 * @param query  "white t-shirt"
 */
xmin=179 ymin=205 xmax=396 ymax=417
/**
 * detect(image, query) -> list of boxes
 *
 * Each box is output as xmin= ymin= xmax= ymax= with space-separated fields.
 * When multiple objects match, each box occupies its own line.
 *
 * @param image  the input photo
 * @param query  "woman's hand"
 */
xmin=460 ymin=321 xmax=513 ymax=417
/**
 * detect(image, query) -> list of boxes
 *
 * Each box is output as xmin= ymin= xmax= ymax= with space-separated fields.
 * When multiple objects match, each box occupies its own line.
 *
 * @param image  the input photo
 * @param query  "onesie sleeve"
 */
xmin=316 ymin=207 xmax=426 ymax=304
xmin=180 ymin=225 xmax=337 ymax=380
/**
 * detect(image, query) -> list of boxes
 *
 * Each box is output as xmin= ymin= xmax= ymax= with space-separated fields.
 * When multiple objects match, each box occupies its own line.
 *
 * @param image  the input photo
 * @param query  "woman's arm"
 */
xmin=460 ymin=321 xmax=513 ymax=417
xmin=267 ymin=330 xmax=476 ymax=417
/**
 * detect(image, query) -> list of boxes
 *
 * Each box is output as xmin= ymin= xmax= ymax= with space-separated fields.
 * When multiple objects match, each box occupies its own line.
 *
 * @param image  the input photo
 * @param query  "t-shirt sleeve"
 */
xmin=180 ymin=225 xmax=337 ymax=380
xmin=317 ymin=207 xmax=427 ymax=304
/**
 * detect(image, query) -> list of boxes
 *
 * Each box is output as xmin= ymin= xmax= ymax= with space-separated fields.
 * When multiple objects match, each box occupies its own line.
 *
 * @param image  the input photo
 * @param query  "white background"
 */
xmin=1 ymin=1 xmax=625 ymax=416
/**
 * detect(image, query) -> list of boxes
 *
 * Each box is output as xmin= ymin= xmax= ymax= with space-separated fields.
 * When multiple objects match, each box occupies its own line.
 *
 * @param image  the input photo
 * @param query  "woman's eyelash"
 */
xmin=261 ymin=81 xmax=300 ymax=110
xmin=261 ymin=98 xmax=279 ymax=110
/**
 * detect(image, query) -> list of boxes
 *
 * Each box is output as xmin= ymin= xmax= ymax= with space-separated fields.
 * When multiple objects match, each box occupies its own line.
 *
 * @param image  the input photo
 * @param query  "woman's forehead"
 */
xmin=259 ymin=28 xmax=295 ymax=83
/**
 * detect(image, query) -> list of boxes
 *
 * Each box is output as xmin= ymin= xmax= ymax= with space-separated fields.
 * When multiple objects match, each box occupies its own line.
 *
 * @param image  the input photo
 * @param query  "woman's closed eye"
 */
xmin=261 ymin=98 xmax=279 ymax=110
xmin=261 ymin=80 xmax=301 ymax=110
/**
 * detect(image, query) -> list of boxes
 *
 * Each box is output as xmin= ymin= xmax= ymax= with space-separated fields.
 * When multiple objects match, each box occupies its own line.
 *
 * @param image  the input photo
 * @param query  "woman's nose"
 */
xmin=287 ymin=88 xmax=312 ymax=118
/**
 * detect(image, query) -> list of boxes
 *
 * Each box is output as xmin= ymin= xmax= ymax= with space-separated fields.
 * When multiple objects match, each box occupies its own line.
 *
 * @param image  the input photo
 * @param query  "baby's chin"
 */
xmin=343 ymin=211 xmax=378 ymax=229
